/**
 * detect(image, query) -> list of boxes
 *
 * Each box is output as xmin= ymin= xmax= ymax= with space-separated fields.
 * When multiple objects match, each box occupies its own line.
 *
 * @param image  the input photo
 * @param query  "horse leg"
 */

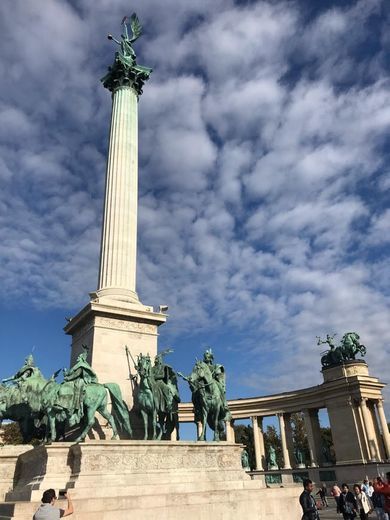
xmin=47 ymin=411 xmax=57 ymax=444
xmin=152 ymin=409 xmax=158 ymax=440
xmin=75 ymin=406 xmax=96 ymax=443
xmin=175 ymin=414 xmax=180 ymax=441
xmin=98 ymin=404 xmax=118 ymax=440
xmin=157 ymin=413 xmax=164 ymax=440
xmin=213 ymin=406 xmax=221 ymax=441
xmin=141 ymin=409 xmax=148 ymax=440
xmin=199 ymin=410 xmax=207 ymax=441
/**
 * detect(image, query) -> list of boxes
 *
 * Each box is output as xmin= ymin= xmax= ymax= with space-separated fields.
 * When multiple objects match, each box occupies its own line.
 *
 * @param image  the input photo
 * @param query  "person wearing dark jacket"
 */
xmin=339 ymin=483 xmax=357 ymax=519
xmin=299 ymin=479 xmax=320 ymax=520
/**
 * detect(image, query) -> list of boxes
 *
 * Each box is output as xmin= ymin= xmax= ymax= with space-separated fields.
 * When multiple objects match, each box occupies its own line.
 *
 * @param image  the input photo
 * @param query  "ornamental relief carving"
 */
xmin=78 ymin=449 xmax=237 ymax=472
xmin=95 ymin=317 xmax=155 ymax=334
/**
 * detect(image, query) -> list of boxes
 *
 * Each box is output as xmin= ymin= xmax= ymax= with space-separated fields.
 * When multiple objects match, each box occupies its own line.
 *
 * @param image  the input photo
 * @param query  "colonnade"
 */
xmin=178 ymin=360 xmax=390 ymax=469
xmin=222 ymin=397 xmax=390 ymax=471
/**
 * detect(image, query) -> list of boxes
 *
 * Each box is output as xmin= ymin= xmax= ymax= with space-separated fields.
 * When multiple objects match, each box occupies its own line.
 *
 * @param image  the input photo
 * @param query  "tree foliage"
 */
xmin=1 ymin=422 xmax=23 ymax=445
xmin=234 ymin=423 xmax=255 ymax=470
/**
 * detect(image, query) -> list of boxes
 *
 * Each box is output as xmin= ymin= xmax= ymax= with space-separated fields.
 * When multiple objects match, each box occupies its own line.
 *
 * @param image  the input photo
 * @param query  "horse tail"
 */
xmin=104 ymin=383 xmax=132 ymax=438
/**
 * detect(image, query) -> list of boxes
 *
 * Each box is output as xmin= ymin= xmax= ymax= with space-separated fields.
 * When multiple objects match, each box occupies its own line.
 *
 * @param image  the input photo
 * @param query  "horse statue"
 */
xmin=133 ymin=351 xmax=180 ymax=441
xmin=0 ymin=383 xmax=39 ymax=443
xmin=179 ymin=350 xmax=231 ymax=441
xmin=1 ymin=352 xmax=132 ymax=443
xmin=340 ymin=332 xmax=366 ymax=360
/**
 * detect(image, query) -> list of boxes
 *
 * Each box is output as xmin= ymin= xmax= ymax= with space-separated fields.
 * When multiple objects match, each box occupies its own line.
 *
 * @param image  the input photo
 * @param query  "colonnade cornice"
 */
xmin=178 ymin=375 xmax=386 ymax=422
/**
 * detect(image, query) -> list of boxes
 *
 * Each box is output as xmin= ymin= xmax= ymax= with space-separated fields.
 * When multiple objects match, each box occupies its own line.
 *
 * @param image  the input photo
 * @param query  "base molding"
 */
xmin=0 ymin=441 xmax=301 ymax=520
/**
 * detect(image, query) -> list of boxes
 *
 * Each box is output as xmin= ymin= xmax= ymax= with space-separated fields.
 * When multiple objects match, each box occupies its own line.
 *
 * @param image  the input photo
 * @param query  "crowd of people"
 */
xmin=300 ymin=472 xmax=390 ymax=520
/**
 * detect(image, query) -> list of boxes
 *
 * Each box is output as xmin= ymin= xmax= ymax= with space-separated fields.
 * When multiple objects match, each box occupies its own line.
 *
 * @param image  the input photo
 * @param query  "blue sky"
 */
xmin=0 ymin=0 xmax=389 ymax=427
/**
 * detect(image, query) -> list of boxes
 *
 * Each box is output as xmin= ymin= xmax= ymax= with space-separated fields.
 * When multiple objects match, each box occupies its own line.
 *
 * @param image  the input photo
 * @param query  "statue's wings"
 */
xmin=130 ymin=12 xmax=143 ymax=42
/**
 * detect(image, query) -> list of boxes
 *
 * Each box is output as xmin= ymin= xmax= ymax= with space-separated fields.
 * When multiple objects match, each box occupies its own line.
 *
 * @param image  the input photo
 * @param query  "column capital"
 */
xmin=376 ymin=398 xmax=384 ymax=408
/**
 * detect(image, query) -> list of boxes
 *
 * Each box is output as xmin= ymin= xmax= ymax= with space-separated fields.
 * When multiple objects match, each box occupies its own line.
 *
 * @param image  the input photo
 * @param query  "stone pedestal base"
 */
xmin=0 ymin=441 xmax=301 ymax=520
xmin=64 ymin=300 xmax=166 ymax=438
xmin=0 ymin=447 xmax=31 ymax=502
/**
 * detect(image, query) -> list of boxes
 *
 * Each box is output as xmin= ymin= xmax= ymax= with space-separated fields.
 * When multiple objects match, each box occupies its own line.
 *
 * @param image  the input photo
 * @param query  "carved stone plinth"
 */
xmin=1 ymin=441 xmax=301 ymax=520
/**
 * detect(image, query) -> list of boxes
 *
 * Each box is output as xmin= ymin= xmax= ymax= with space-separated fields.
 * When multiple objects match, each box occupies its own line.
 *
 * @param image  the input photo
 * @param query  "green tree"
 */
xmin=1 ymin=422 xmax=23 ymax=445
xmin=234 ymin=424 xmax=255 ymax=470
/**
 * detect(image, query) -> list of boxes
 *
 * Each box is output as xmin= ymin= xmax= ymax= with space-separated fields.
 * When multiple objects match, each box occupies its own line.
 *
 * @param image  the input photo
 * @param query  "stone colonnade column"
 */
xmin=303 ymin=409 xmax=318 ymax=467
xmin=226 ymin=419 xmax=235 ymax=442
xmin=377 ymin=400 xmax=390 ymax=460
xmin=97 ymin=85 xmax=140 ymax=304
xmin=360 ymin=398 xmax=379 ymax=461
xmin=252 ymin=416 xmax=265 ymax=470
xmin=284 ymin=413 xmax=296 ymax=467
xmin=278 ymin=413 xmax=291 ymax=469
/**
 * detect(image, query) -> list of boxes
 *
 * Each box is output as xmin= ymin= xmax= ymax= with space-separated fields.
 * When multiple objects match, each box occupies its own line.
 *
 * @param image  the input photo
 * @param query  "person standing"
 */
xmin=299 ymin=479 xmax=320 ymax=520
xmin=331 ymin=482 xmax=342 ymax=513
xmin=339 ymin=483 xmax=357 ymax=520
xmin=372 ymin=479 xmax=389 ymax=520
xmin=362 ymin=479 xmax=369 ymax=495
xmin=374 ymin=473 xmax=390 ymax=518
xmin=353 ymin=484 xmax=371 ymax=520
xmin=33 ymin=489 xmax=74 ymax=519
xmin=316 ymin=483 xmax=329 ymax=508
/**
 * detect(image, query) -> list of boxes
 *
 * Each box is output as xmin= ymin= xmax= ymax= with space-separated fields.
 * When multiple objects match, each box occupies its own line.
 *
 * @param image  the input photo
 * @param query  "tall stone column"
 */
xmin=64 ymin=21 xmax=166 ymax=437
xmin=303 ymin=409 xmax=318 ymax=467
xmin=96 ymin=85 xmax=139 ymax=304
xmin=359 ymin=398 xmax=377 ymax=461
xmin=226 ymin=419 xmax=235 ymax=442
xmin=284 ymin=413 xmax=296 ymax=468
xmin=376 ymin=400 xmax=390 ymax=460
xmin=370 ymin=402 xmax=385 ymax=461
xmin=278 ymin=413 xmax=291 ymax=469
xmin=252 ymin=416 xmax=265 ymax=470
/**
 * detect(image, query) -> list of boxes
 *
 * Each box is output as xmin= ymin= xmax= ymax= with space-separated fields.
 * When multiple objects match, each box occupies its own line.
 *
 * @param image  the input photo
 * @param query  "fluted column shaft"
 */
xmin=278 ymin=413 xmax=292 ymax=469
xmin=360 ymin=398 xmax=377 ymax=461
xmin=303 ymin=409 xmax=318 ymax=467
xmin=97 ymin=86 xmax=139 ymax=303
xmin=376 ymin=400 xmax=390 ymax=460
xmin=252 ymin=416 xmax=265 ymax=470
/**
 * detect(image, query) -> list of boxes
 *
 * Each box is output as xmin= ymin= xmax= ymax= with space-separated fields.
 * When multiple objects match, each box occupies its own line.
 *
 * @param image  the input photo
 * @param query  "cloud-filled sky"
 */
xmin=0 ymin=0 xmax=389 ymax=420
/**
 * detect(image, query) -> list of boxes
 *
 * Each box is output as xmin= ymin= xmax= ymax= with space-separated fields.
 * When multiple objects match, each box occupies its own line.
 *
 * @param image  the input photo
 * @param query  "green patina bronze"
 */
xmin=130 ymin=348 xmax=180 ymax=441
xmin=317 ymin=332 xmax=366 ymax=368
xmin=179 ymin=349 xmax=231 ymax=442
xmin=0 ymin=347 xmax=132 ymax=443
xmin=267 ymin=445 xmax=278 ymax=470
xmin=241 ymin=449 xmax=250 ymax=470
xmin=101 ymin=13 xmax=152 ymax=95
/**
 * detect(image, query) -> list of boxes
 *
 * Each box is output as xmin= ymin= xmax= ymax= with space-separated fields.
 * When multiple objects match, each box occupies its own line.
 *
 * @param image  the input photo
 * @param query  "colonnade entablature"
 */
xmin=178 ymin=360 xmax=390 ymax=471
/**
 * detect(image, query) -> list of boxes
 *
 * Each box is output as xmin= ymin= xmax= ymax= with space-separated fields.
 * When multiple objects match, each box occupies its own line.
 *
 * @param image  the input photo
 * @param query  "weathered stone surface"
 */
xmin=0 ymin=441 xmax=301 ymax=519
xmin=0 ymin=446 xmax=31 ymax=502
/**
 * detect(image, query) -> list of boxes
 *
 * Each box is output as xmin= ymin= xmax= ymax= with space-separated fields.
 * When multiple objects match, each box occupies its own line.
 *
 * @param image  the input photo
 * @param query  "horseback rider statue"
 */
xmin=62 ymin=345 xmax=98 ymax=427
xmin=2 ymin=354 xmax=42 ymax=386
xmin=179 ymin=348 xmax=231 ymax=441
xmin=202 ymin=349 xmax=230 ymax=419
xmin=152 ymin=349 xmax=180 ymax=414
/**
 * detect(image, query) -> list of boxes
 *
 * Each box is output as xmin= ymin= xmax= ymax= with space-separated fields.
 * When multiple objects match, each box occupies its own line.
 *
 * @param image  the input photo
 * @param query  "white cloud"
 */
xmin=0 ymin=0 xmax=389 ymax=411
